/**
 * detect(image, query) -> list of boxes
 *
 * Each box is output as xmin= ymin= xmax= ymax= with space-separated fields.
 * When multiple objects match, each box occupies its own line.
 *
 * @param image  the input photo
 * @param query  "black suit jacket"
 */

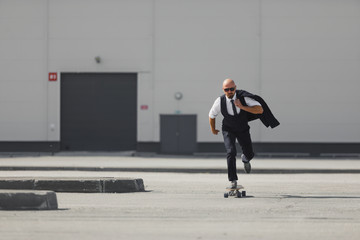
xmin=236 ymin=90 xmax=280 ymax=128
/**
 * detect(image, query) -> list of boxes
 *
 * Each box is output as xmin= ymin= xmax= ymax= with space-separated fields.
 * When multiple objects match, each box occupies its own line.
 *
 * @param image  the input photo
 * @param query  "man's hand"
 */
xmin=211 ymin=129 xmax=220 ymax=135
xmin=234 ymin=99 xmax=263 ymax=114
xmin=234 ymin=99 xmax=243 ymax=109
xmin=209 ymin=117 xmax=220 ymax=135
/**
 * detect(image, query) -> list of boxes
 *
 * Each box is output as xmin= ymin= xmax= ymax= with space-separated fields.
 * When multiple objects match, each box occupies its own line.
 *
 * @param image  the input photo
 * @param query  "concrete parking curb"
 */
xmin=0 ymin=166 xmax=359 ymax=174
xmin=0 ymin=177 xmax=145 ymax=193
xmin=0 ymin=190 xmax=58 ymax=210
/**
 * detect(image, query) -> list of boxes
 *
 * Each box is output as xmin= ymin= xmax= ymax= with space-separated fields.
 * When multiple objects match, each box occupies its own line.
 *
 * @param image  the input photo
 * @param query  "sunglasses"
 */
xmin=224 ymin=87 xmax=235 ymax=92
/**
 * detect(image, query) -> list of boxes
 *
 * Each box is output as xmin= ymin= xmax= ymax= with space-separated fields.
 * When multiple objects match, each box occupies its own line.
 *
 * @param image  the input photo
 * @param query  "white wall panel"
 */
xmin=49 ymin=38 xmax=151 ymax=69
xmin=260 ymin=0 xmax=360 ymax=142
xmin=1 ymin=0 xmax=359 ymax=144
xmin=154 ymin=0 xmax=261 ymax=142
xmin=46 ymin=0 xmax=153 ymax=142
xmin=262 ymin=0 xmax=360 ymax=17
xmin=49 ymin=0 xmax=152 ymax=18
xmin=137 ymin=72 xmax=155 ymax=142
xmin=0 ymin=0 xmax=44 ymax=17
xmin=48 ymin=0 xmax=153 ymax=71
xmin=0 ymin=0 xmax=47 ymax=141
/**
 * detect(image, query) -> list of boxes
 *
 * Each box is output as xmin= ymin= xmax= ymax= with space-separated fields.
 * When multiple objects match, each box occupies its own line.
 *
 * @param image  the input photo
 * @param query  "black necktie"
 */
xmin=230 ymin=100 xmax=237 ymax=115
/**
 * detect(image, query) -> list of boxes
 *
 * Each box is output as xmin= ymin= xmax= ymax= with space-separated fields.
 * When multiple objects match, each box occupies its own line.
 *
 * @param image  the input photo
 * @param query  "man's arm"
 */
xmin=209 ymin=117 xmax=220 ymax=135
xmin=209 ymin=97 xmax=221 ymax=135
xmin=234 ymin=99 xmax=263 ymax=114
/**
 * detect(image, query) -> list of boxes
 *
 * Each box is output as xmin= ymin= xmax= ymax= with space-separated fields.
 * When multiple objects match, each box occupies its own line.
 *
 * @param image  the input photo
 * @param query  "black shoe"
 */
xmin=242 ymin=154 xmax=251 ymax=174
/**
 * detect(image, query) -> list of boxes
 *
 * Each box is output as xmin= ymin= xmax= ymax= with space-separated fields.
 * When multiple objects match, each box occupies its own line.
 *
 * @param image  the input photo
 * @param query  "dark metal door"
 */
xmin=160 ymin=115 xmax=178 ymax=153
xmin=61 ymin=73 xmax=137 ymax=151
xmin=160 ymin=114 xmax=197 ymax=154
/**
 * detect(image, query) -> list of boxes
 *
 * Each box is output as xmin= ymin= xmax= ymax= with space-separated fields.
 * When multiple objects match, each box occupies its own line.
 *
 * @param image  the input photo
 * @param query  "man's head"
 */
xmin=222 ymin=78 xmax=236 ymax=98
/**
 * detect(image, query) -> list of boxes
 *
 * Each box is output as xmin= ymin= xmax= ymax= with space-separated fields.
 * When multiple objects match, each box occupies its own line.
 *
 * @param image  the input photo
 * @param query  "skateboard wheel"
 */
xmin=224 ymin=193 xmax=229 ymax=198
xmin=242 ymin=191 xmax=246 ymax=197
xmin=236 ymin=191 xmax=242 ymax=198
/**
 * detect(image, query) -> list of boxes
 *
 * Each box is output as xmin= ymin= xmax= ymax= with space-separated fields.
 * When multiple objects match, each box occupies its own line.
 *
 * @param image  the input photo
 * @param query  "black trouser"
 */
xmin=222 ymin=129 xmax=254 ymax=181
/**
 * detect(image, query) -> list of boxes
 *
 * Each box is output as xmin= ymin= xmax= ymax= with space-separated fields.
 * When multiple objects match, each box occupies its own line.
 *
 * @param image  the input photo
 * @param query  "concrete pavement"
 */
xmin=1 ymin=172 xmax=360 ymax=240
xmin=0 ymin=154 xmax=359 ymax=211
xmin=0 ymin=154 xmax=359 ymax=238
xmin=0 ymin=153 xmax=360 ymax=173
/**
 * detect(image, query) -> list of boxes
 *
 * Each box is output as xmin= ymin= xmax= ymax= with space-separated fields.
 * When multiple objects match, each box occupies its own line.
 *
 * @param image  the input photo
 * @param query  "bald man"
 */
xmin=209 ymin=79 xmax=263 ymax=189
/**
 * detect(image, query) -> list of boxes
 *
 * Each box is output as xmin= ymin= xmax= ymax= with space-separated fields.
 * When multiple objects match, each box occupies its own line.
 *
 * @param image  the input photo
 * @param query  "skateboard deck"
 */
xmin=225 ymin=185 xmax=244 ymax=191
xmin=224 ymin=185 xmax=246 ymax=198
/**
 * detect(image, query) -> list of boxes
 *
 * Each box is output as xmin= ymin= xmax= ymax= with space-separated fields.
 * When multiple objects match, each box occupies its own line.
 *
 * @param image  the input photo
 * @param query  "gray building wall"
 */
xmin=1 ymin=0 xmax=360 ymax=153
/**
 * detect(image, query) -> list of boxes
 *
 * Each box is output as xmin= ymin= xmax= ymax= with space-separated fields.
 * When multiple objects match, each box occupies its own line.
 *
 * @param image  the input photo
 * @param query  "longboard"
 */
xmin=224 ymin=185 xmax=246 ymax=198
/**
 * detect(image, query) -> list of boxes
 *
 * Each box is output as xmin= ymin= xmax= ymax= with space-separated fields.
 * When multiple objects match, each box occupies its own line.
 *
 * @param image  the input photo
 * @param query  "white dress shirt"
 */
xmin=209 ymin=95 xmax=261 ymax=119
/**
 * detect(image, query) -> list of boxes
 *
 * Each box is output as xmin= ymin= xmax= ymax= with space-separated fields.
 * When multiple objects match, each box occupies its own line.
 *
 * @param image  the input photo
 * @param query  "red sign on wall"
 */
xmin=49 ymin=72 xmax=57 ymax=81
xmin=140 ymin=105 xmax=149 ymax=110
